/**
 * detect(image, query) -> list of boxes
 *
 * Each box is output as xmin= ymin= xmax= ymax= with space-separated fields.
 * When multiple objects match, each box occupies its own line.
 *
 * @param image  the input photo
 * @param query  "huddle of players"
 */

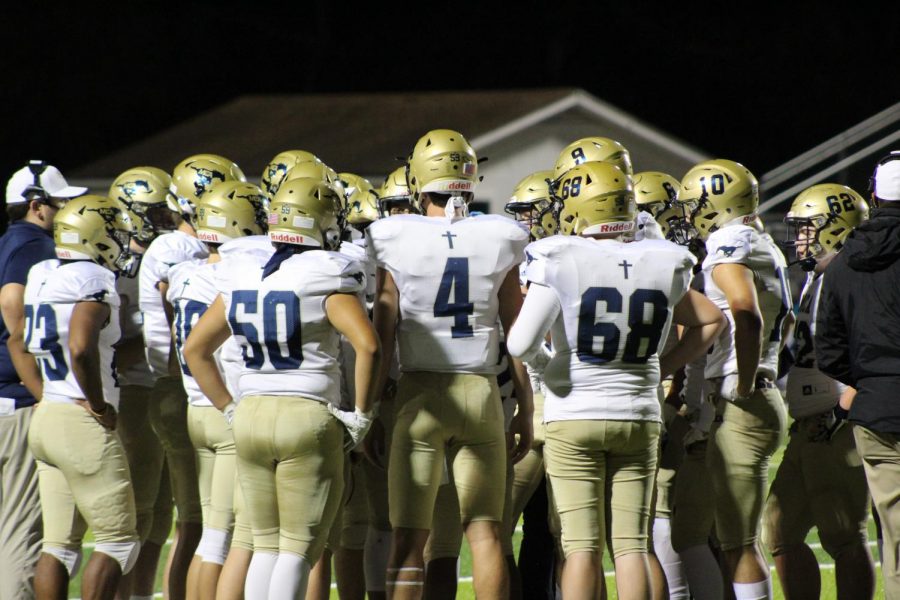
xmin=19 ymin=128 xmax=874 ymax=600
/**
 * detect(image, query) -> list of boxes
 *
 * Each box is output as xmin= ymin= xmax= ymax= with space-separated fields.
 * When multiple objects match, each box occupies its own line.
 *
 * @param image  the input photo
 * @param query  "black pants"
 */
xmin=518 ymin=474 xmax=556 ymax=599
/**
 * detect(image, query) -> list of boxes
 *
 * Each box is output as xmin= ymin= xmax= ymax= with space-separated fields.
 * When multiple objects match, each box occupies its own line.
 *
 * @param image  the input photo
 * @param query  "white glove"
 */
xmin=328 ymin=404 xmax=374 ymax=452
xmin=222 ymin=401 xmax=236 ymax=426
xmin=718 ymin=374 xmax=754 ymax=402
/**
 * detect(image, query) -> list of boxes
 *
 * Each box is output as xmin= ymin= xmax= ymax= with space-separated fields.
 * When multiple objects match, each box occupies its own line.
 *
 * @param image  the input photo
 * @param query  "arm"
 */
xmin=183 ymin=295 xmax=233 ymax=411
xmin=0 ymin=283 xmax=43 ymax=399
xmin=660 ymin=289 xmax=726 ymax=379
xmin=814 ymin=274 xmax=853 ymax=386
xmin=159 ymin=281 xmax=182 ymax=377
xmin=69 ymin=301 xmax=116 ymax=429
xmin=371 ymin=267 xmax=399 ymax=399
xmin=498 ymin=267 xmax=535 ymax=464
xmin=115 ymin=291 xmax=148 ymax=370
xmin=712 ymin=263 xmax=763 ymax=397
xmin=326 ymin=292 xmax=382 ymax=415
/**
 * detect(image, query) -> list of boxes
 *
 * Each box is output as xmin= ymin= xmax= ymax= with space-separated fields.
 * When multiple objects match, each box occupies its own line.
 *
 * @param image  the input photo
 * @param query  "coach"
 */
xmin=816 ymin=151 xmax=900 ymax=598
xmin=0 ymin=162 xmax=85 ymax=599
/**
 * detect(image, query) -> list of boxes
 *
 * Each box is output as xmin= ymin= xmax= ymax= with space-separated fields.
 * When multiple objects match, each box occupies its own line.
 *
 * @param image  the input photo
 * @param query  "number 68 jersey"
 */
xmin=216 ymin=250 xmax=366 ymax=405
xmin=366 ymin=214 xmax=528 ymax=374
xmin=524 ymin=236 xmax=695 ymax=422
xmin=24 ymin=259 xmax=121 ymax=406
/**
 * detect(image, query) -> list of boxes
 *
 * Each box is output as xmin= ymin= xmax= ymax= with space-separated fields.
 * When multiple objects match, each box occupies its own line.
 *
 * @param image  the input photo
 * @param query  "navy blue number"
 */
xmin=623 ymin=289 xmax=669 ymax=363
xmin=434 ymin=258 xmax=474 ymax=338
xmin=577 ymin=287 xmax=669 ymax=365
xmin=229 ymin=291 xmax=264 ymax=369
xmin=229 ymin=290 xmax=303 ymax=370
xmin=769 ymin=267 xmax=791 ymax=343
xmin=174 ymin=300 xmax=208 ymax=375
xmin=263 ymin=291 xmax=303 ymax=369
xmin=577 ymin=288 xmax=622 ymax=364
xmin=24 ymin=304 xmax=69 ymax=381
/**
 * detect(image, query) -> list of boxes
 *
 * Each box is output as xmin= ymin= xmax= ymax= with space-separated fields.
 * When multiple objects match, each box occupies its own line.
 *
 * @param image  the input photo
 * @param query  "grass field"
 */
xmin=69 ymin=445 xmax=884 ymax=598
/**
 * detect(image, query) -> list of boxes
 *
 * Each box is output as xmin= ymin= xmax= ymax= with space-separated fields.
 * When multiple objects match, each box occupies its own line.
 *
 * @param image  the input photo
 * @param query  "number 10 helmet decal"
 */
xmin=677 ymin=158 xmax=759 ymax=240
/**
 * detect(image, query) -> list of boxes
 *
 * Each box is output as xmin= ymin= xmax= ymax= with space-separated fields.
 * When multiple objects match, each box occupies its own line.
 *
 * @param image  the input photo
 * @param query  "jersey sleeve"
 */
xmin=304 ymin=252 xmax=367 ymax=297
xmin=364 ymin=217 xmax=406 ymax=270
xmin=523 ymin=237 xmax=566 ymax=288
xmin=702 ymin=227 xmax=753 ymax=269
xmin=75 ymin=269 xmax=119 ymax=307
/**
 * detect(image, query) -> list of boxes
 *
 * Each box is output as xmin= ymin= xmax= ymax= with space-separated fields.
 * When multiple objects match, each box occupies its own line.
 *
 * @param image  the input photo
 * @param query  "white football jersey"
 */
xmin=139 ymin=231 xmax=208 ymax=377
xmin=525 ymin=236 xmax=695 ymax=422
xmin=217 ymin=249 xmax=365 ymax=404
xmin=702 ymin=225 xmax=791 ymax=381
xmin=24 ymin=260 xmax=121 ymax=407
xmin=115 ymin=273 xmax=154 ymax=388
xmin=366 ymin=214 xmax=527 ymax=374
xmin=785 ymin=272 xmax=845 ymax=418
xmin=167 ymin=261 xmax=218 ymax=407
xmin=215 ymin=235 xmax=276 ymax=397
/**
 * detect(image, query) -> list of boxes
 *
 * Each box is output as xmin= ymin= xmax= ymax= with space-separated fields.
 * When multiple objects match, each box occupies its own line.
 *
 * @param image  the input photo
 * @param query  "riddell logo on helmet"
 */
xmin=198 ymin=231 xmax=221 ymax=243
xmin=270 ymin=231 xmax=307 ymax=244
xmin=446 ymin=182 xmax=472 ymax=191
xmin=597 ymin=222 xmax=635 ymax=233
xmin=57 ymin=249 xmax=73 ymax=259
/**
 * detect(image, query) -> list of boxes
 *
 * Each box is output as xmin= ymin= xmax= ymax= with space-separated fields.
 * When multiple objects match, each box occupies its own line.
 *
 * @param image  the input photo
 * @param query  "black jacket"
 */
xmin=815 ymin=204 xmax=900 ymax=433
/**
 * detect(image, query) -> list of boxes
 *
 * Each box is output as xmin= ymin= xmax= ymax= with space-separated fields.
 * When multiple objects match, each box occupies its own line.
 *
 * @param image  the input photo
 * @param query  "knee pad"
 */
xmin=94 ymin=540 xmax=141 ymax=574
xmin=364 ymin=527 xmax=391 ymax=591
xmin=44 ymin=546 xmax=82 ymax=577
xmin=196 ymin=527 xmax=232 ymax=565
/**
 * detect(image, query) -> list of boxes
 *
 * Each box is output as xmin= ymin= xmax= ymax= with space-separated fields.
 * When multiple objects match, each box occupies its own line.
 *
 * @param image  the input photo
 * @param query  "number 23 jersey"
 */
xmin=217 ymin=249 xmax=365 ymax=405
xmin=366 ymin=214 xmax=527 ymax=374
xmin=24 ymin=259 xmax=121 ymax=406
xmin=525 ymin=236 xmax=695 ymax=422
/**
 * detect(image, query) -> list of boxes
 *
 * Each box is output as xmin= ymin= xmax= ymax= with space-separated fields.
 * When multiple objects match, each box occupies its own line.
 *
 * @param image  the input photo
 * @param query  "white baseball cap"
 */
xmin=5 ymin=161 xmax=87 ymax=205
xmin=874 ymin=152 xmax=900 ymax=202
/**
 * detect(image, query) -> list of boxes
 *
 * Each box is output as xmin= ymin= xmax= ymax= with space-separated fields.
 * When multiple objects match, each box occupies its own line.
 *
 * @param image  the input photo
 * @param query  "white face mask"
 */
xmin=444 ymin=195 xmax=468 ymax=220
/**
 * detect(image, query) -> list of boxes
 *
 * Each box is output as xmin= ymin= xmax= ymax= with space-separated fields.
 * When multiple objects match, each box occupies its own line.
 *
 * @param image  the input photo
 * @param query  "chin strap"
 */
xmin=444 ymin=195 xmax=468 ymax=219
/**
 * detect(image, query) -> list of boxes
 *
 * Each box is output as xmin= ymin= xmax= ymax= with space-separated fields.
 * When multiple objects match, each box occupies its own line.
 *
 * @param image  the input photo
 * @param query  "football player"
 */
xmin=763 ymin=184 xmax=874 ymax=599
xmin=108 ymin=166 xmax=179 ymax=600
xmin=168 ymin=181 xmax=268 ymax=600
xmin=24 ymin=195 xmax=140 ymax=599
xmin=260 ymin=150 xmax=321 ymax=199
xmin=678 ymin=159 xmax=792 ymax=600
xmin=184 ymin=177 xmax=380 ymax=600
xmin=139 ymin=153 xmax=245 ymax=600
xmin=378 ymin=167 xmax=414 ymax=217
xmin=507 ymin=160 xmax=723 ymax=600
xmin=367 ymin=129 xmax=533 ymax=599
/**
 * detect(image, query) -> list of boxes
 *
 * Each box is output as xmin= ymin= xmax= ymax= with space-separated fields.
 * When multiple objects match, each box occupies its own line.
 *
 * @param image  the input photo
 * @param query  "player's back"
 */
xmin=217 ymin=248 xmax=365 ymax=404
xmin=526 ymin=236 xmax=695 ymax=422
xmin=366 ymin=214 xmax=527 ymax=374
xmin=24 ymin=259 xmax=121 ymax=406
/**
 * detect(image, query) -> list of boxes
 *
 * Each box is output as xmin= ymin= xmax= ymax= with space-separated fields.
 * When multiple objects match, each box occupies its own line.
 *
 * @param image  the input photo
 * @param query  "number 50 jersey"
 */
xmin=216 ymin=250 xmax=366 ymax=405
xmin=366 ymin=214 xmax=528 ymax=374
xmin=525 ymin=236 xmax=695 ymax=422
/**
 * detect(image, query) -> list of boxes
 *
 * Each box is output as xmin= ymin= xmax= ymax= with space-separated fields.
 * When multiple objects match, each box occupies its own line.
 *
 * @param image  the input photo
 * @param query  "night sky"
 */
xmin=2 ymin=2 xmax=898 ymax=188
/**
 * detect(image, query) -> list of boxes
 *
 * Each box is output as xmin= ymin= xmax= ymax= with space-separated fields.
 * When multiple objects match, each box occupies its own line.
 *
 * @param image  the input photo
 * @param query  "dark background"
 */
xmin=2 ymin=2 xmax=898 ymax=185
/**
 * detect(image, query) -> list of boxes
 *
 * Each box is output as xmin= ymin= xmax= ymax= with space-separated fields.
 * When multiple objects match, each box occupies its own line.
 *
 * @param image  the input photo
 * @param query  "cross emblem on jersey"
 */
xmin=442 ymin=231 xmax=457 ymax=249
xmin=619 ymin=260 xmax=633 ymax=279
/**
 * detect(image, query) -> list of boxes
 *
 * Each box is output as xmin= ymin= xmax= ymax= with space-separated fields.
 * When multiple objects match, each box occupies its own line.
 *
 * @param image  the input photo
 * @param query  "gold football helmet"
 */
xmin=378 ymin=166 xmax=412 ymax=217
xmin=260 ymin=150 xmax=320 ymax=198
xmin=170 ymin=154 xmax=246 ymax=217
xmin=283 ymin=160 xmax=339 ymax=186
xmin=194 ymin=181 xmax=269 ymax=245
xmin=54 ymin=195 xmax=136 ymax=274
xmin=785 ymin=183 xmax=869 ymax=270
xmin=268 ymin=177 xmax=342 ymax=249
xmin=406 ymin=129 xmax=478 ymax=213
xmin=633 ymin=171 xmax=680 ymax=217
xmin=556 ymin=161 xmax=635 ymax=236
xmin=679 ymin=159 xmax=758 ymax=240
xmin=553 ymin=137 xmax=633 ymax=182
xmin=339 ymin=173 xmax=379 ymax=229
xmin=108 ymin=166 xmax=177 ymax=244
xmin=505 ymin=170 xmax=557 ymax=240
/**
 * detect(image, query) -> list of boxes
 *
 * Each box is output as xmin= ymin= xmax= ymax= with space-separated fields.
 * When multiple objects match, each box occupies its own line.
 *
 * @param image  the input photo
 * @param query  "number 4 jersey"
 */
xmin=216 ymin=249 xmax=365 ymax=405
xmin=524 ymin=236 xmax=695 ymax=422
xmin=366 ymin=214 xmax=528 ymax=374
xmin=24 ymin=260 xmax=121 ymax=406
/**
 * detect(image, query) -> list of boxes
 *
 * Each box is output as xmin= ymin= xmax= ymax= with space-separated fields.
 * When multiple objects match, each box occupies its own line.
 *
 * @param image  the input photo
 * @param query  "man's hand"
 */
xmin=508 ymin=410 xmax=533 ymax=465
xmin=77 ymin=399 xmax=117 ymax=430
xmin=328 ymin=404 xmax=375 ymax=452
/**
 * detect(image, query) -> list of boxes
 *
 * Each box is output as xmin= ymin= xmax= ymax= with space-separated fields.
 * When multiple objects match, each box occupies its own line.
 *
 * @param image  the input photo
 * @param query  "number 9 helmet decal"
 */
xmin=406 ymin=129 xmax=478 ymax=214
xmin=53 ymin=194 xmax=137 ymax=275
xmin=267 ymin=177 xmax=343 ymax=250
xmin=678 ymin=158 xmax=758 ymax=240
xmin=505 ymin=170 xmax=558 ymax=240
xmin=553 ymin=136 xmax=633 ymax=184
xmin=556 ymin=161 xmax=635 ymax=236
xmin=784 ymin=183 xmax=869 ymax=271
